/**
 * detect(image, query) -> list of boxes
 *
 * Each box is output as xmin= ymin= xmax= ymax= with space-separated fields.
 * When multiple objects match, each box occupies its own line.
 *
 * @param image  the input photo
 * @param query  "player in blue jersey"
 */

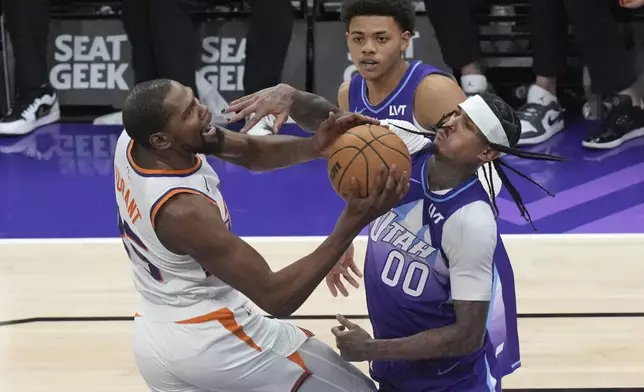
xmin=224 ymin=84 xmax=565 ymax=392
xmin=338 ymin=0 xmax=463 ymax=137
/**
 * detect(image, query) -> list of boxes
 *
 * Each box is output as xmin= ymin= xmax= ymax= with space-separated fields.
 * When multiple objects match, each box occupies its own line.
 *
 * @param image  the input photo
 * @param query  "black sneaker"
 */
xmin=582 ymin=94 xmax=644 ymax=149
xmin=0 ymin=85 xmax=60 ymax=136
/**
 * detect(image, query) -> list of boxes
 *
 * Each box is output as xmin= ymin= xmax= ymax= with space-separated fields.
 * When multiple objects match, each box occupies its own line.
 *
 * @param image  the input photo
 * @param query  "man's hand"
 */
xmin=341 ymin=164 xmax=410 ymax=228
xmin=331 ymin=314 xmax=374 ymax=362
xmin=223 ymin=84 xmax=380 ymax=135
xmin=326 ymin=242 xmax=363 ymax=297
xmin=223 ymin=84 xmax=296 ymax=133
xmin=312 ymin=111 xmax=380 ymax=158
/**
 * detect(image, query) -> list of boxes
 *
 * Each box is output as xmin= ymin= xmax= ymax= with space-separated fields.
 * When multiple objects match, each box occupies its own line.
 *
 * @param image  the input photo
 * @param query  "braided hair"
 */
xmin=396 ymin=92 xmax=566 ymax=230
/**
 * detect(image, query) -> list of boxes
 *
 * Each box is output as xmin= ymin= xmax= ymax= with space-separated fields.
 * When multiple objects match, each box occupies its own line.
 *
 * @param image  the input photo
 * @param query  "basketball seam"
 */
xmin=327 ymin=145 xmax=362 ymax=161
xmin=371 ymin=136 xmax=412 ymax=165
xmin=331 ymin=125 xmax=399 ymax=197
xmin=336 ymin=149 xmax=367 ymax=197
xmin=365 ymin=124 xmax=410 ymax=169
xmin=347 ymin=125 xmax=396 ymax=169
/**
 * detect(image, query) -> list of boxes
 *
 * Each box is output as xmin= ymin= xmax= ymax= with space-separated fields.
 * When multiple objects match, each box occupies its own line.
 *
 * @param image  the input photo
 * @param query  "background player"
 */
xmin=224 ymin=83 xmax=565 ymax=390
xmin=238 ymin=0 xmax=502 ymax=200
xmin=116 ymin=78 xmax=409 ymax=392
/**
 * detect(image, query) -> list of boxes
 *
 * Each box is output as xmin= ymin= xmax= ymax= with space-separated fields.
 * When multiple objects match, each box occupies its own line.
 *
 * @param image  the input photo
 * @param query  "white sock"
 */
xmin=526 ymin=84 xmax=558 ymax=106
xmin=460 ymin=74 xmax=488 ymax=95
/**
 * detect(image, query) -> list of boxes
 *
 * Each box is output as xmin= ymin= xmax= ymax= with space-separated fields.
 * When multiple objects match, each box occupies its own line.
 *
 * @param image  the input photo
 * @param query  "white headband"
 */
xmin=458 ymin=95 xmax=510 ymax=148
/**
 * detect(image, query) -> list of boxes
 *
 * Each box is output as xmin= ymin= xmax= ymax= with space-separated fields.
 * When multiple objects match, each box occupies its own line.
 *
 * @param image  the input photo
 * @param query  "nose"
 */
xmin=197 ymin=100 xmax=209 ymax=118
xmin=442 ymin=117 xmax=456 ymax=132
xmin=361 ymin=39 xmax=376 ymax=54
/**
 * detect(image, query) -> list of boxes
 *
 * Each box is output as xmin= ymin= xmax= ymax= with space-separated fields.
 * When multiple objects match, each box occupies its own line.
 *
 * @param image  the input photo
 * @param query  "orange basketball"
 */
xmin=327 ymin=124 xmax=411 ymax=199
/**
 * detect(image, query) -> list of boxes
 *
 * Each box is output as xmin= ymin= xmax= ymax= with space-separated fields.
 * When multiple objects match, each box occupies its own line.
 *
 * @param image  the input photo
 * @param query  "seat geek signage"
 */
xmin=45 ymin=18 xmax=306 ymax=110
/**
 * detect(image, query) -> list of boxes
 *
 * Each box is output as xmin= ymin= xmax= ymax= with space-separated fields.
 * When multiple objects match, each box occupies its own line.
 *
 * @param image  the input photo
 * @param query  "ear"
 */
xmin=149 ymin=132 xmax=171 ymax=150
xmin=478 ymin=147 xmax=501 ymax=163
xmin=400 ymin=30 xmax=411 ymax=53
xmin=345 ymin=32 xmax=350 ymax=47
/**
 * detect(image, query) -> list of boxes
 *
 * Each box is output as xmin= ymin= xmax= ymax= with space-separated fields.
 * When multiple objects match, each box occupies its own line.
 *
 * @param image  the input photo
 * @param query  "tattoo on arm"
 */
xmin=205 ymin=126 xmax=318 ymax=171
xmin=368 ymin=300 xmax=489 ymax=361
xmin=290 ymin=90 xmax=347 ymax=132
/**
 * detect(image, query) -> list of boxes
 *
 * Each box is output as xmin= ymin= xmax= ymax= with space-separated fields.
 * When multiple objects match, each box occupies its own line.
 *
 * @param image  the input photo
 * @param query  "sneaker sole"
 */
xmin=517 ymin=121 xmax=565 ymax=146
xmin=581 ymin=127 xmax=644 ymax=149
xmin=0 ymin=107 xmax=61 ymax=136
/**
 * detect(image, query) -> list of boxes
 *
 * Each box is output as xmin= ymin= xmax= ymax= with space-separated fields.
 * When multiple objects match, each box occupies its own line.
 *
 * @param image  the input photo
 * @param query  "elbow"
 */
xmin=459 ymin=330 xmax=486 ymax=355
xmin=468 ymin=335 xmax=486 ymax=353
xmin=253 ymin=284 xmax=298 ymax=318
xmin=268 ymin=307 xmax=296 ymax=319
xmin=261 ymin=301 xmax=297 ymax=318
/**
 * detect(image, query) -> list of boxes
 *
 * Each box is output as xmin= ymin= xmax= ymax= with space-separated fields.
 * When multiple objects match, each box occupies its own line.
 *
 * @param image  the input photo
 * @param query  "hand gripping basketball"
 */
xmin=343 ymin=164 xmax=410 ymax=226
xmin=313 ymin=111 xmax=381 ymax=158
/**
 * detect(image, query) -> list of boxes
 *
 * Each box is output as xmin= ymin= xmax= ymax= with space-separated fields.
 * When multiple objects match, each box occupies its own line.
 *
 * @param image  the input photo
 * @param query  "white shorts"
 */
xmin=132 ymin=308 xmax=376 ymax=392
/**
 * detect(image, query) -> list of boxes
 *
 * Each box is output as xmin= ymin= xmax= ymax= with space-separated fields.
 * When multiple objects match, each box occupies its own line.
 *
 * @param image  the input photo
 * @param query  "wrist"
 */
xmin=335 ymin=210 xmax=364 ymax=237
xmin=365 ymin=338 xmax=390 ymax=361
xmin=298 ymin=137 xmax=323 ymax=159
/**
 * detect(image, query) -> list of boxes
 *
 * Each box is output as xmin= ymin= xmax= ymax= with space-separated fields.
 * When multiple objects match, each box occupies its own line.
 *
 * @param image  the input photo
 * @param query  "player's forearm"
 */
xmin=365 ymin=325 xmax=484 ymax=361
xmin=264 ymin=215 xmax=362 ymax=317
xmin=291 ymin=89 xmax=346 ymax=133
xmin=242 ymin=134 xmax=320 ymax=171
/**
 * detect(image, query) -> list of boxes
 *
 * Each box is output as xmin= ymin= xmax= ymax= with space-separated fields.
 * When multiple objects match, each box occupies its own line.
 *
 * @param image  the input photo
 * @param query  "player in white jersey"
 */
xmin=115 ymin=78 xmax=410 ymax=392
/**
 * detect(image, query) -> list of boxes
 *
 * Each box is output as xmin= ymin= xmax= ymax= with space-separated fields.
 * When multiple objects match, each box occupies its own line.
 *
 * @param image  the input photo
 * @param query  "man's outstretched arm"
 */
xmin=205 ymin=111 xmax=377 ymax=171
xmin=224 ymin=84 xmax=352 ymax=133
xmin=289 ymin=89 xmax=348 ymax=132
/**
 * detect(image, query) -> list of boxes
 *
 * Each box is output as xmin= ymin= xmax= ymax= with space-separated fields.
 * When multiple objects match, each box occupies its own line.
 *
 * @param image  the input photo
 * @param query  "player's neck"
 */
xmin=131 ymin=142 xmax=197 ymax=171
xmin=364 ymin=59 xmax=409 ymax=106
xmin=426 ymin=156 xmax=476 ymax=191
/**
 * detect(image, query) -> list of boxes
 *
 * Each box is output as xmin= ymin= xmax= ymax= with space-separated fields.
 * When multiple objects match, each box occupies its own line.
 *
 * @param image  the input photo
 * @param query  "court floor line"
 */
xmin=2 ymin=312 xmax=644 ymax=327
xmin=1 ymin=233 xmax=644 ymax=245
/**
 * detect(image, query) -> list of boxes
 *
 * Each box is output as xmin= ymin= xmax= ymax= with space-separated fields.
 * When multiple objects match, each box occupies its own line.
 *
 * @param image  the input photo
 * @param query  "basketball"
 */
xmin=326 ymin=124 xmax=411 ymax=199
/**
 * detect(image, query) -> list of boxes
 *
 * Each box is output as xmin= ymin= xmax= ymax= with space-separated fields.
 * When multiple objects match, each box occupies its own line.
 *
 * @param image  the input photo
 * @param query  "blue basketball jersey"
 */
xmin=365 ymin=149 xmax=521 ymax=391
xmin=348 ymin=60 xmax=451 ymax=125
xmin=349 ymin=60 xmax=521 ymax=391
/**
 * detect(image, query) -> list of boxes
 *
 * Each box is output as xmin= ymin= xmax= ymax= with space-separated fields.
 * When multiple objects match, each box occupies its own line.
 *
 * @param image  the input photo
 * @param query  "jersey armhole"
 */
xmin=149 ymin=187 xmax=222 ymax=230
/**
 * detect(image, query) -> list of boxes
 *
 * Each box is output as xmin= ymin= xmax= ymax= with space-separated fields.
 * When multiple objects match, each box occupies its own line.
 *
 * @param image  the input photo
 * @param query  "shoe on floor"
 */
xmin=0 ymin=85 xmax=60 ymax=136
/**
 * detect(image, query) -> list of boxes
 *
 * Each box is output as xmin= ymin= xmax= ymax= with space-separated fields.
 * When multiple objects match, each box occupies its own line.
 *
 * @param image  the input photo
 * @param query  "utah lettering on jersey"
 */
xmin=369 ymin=208 xmax=435 ymax=260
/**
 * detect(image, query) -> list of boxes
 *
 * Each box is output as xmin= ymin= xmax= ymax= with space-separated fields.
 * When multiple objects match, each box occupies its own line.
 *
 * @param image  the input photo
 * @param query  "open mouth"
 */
xmin=360 ymin=59 xmax=378 ymax=68
xmin=202 ymin=112 xmax=215 ymax=135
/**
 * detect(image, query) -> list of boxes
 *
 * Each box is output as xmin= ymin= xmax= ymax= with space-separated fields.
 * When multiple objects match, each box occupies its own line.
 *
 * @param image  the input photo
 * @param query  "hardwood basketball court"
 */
xmin=1 ymin=234 xmax=643 ymax=391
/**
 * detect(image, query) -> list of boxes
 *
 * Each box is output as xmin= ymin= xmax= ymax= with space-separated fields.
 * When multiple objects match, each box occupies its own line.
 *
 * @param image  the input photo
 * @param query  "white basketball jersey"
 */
xmin=114 ymin=130 xmax=308 ymax=361
xmin=113 ymin=130 xmax=250 ymax=321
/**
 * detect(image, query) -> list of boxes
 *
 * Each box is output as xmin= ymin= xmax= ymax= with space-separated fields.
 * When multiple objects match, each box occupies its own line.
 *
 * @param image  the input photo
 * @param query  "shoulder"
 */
xmin=445 ymin=200 xmax=496 ymax=234
xmin=413 ymin=74 xmax=467 ymax=129
xmin=337 ymin=80 xmax=351 ymax=111
xmin=154 ymin=190 xmax=223 ymax=230
xmin=442 ymin=200 xmax=497 ymax=251
xmin=416 ymin=73 xmax=463 ymax=98
xmin=154 ymin=190 xmax=226 ymax=254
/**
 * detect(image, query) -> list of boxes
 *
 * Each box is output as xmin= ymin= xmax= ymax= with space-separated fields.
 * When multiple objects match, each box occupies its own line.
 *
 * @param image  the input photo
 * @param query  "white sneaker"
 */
xmin=517 ymin=85 xmax=565 ymax=146
xmin=246 ymin=114 xmax=277 ymax=136
xmin=0 ymin=87 xmax=60 ymax=135
xmin=93 ymin=111 xmax=123 ymax=125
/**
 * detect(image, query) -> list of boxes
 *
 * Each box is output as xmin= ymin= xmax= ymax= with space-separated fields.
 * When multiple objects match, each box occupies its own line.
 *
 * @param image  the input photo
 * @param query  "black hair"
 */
xmin=399 ymin=92 xmax=566 ymax=231
xmin=341 ymin=0 xmax=415 ymax=33
xmin=122 ymin=78 xmax=174 ymax=148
